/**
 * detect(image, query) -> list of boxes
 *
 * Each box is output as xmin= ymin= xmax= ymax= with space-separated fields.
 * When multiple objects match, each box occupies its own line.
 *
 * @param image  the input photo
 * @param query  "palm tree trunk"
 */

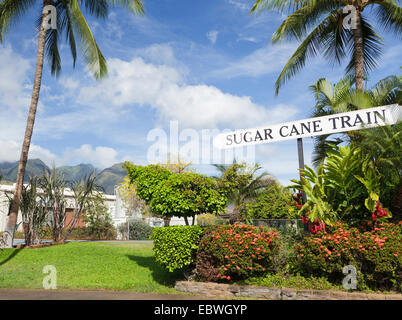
xmin=352 ymin=8 xmax=364 ymax=92
xmin=1 ymin=5 xmax=48 ymax=248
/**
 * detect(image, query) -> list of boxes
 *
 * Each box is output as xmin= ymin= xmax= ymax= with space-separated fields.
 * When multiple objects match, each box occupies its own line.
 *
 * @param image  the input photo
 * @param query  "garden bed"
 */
xmin=175 ymin=281 xmax=402 ymax=300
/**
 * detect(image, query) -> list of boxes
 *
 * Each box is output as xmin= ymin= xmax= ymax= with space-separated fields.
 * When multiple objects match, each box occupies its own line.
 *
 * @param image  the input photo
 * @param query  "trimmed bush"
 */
xmin=197 ymin=224 xmax=280 ymax=281
xmin=294 ymin=222 xmax=402 ymax=291
xmin=118 ymin=219 xmax=153 ymax=240
xmin=152 ymin=226 xmax=204 ymax=272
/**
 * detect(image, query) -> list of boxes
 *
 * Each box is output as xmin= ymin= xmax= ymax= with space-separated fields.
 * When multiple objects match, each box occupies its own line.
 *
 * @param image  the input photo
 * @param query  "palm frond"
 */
xmin=375 ymin=1 xmax=402 ymax=37
xmin=274 ymin=10 xmax=342 ymax=94
xmin=81 ymin=0 xmax=109 ymax=18
xmin=0 ymin=0 xmax=37 ymax=43
xmin=107 ymin=0 xmax=145 ymax=15
xmin=70 ymin=0 xmax=107 ymax=79
xmin=272 ymin=1 xmax=340 ymax=43
xmin=370 ymin=75 xmax=402 ymax=105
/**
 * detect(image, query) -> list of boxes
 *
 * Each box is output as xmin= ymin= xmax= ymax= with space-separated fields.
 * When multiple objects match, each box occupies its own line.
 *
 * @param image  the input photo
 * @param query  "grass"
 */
xmin=0 ymin=242 xmax=185 ymax=294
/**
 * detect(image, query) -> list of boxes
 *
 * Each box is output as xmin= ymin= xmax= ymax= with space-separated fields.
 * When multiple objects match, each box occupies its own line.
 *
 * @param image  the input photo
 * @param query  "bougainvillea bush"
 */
xmin=196 ymin=225 xmax=280 ymax=282
xmin=294 ymin=222 xmax=402 ymax=291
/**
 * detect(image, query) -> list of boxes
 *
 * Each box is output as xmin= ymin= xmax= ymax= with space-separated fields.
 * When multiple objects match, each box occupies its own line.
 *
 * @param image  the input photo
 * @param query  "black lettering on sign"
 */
xmin=313 ymin=120 xmax=323 ymax=132
xmin=255 ymin=130 xmax=263 ymax=142
xmin=374 ymin=109 xmax=386 ymax=124
xmin=328 ymin=117 xmax=339 ymax=130
xmin=341 ymin=116 xmax=352 ymax=128
xmin=279 ymin=125 xmax=288 ymax=137
xmin=244 ymin=132 xmax=252 ymax=143
xmin=290 ymin=125 xmax=300 ymax=136
xmin=264 ymin=128 xmax=273 ymax=140
xmin=353 ymin=114 xmax=364 ymax=126
xmin=301 ymin=122 xmax=311 ymax=134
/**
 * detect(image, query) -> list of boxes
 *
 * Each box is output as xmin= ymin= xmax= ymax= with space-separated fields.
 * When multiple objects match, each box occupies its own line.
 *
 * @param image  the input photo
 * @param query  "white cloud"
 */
xmin=206 ymin=30 xmax=219 ymax=45
xmin=75 ymin=56 xmax=299 ymax=129
xmin=61 ymin=144 xmax=118 ymax=169
xmin=227 ymin=0 xmax=249 ymax=11
xmin=0 ymin=140 xmax=59 ymax=166
xmin=211 ymin=43 xmax=297 ymax=78
xmin=0 ymin=46 xmax=32 ymax=110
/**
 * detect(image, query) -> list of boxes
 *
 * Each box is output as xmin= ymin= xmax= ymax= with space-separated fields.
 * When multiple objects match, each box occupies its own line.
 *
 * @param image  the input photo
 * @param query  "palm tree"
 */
xmin=250 ymin=0 xmax=402 ymax=93
xmin=215 ymin=163 xmax=274 ymax=224
xmin=0 ymin=0 xmax=144 ymax=248
xmin=310 ymin=74 xmax=401 ymax=166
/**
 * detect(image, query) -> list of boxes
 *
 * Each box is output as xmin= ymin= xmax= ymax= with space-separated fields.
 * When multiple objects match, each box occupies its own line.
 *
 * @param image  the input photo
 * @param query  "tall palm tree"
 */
xmin=310 ymin=74 xmax=401 ymax=167
xmin=250 ymin=0 xmax=402 ymax=94
xmin=0 ymin=0 xmax=144 ymax=248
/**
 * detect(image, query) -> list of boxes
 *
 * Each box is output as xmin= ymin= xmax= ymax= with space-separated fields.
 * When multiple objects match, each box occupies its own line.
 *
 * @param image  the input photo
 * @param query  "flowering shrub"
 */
xmin=294 ymin=222 xmax=402 ymax=291
xmin=196 ymin=224 xmax=280 ymax=281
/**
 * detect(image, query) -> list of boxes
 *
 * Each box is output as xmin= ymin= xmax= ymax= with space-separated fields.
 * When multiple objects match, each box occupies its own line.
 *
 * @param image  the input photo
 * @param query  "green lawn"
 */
xmin=0 ymin=242 xmax=184 ymax=294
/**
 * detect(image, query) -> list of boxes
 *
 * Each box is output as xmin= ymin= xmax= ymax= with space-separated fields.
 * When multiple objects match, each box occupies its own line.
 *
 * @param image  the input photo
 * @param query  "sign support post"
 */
xmin=297 ymin=138 xmax=307 ymax=204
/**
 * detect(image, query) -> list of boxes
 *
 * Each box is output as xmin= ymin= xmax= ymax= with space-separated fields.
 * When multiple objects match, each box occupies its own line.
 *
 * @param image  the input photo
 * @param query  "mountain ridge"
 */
xmin=0 ymin=159 xmax=126 ymax=194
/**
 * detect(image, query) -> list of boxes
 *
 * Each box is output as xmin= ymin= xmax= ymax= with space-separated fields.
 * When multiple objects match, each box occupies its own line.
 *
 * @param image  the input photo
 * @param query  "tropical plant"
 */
xmin=250 ymin=0 xmax=402 ymax=93
xmin=245 ymin=182 xmax=297 ymax=220
xmin=358 ymin=122 xmax=402 ymax=221
xmin=40 ymin=166 xmax=67 ymax=242
xmin=20 ymin=176 xmax=48 ymax=246
xmin=0 ymin=0 xmax=145 ymax=248
xmin=288 ymin=145 xmax=392 ymax=227
xmin=215 ymin=163 xmax=274 ymax=224
xmin=310 ymin=75 xmax=401 ymax=166
xmin=63 ymin=172 xmax=102 ymax=241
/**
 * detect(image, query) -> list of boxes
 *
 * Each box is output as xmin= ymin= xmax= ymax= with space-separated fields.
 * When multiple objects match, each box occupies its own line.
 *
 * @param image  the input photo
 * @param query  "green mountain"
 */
xmin=0 ymin=159 xmax=49 ymax=182
xmin=97 ymin=163 xmax=126 ymax=194
xmin=58 ymin=164 xmax=95 ymax=182
xmin=0 ymin=160 xmax=126 ymax=195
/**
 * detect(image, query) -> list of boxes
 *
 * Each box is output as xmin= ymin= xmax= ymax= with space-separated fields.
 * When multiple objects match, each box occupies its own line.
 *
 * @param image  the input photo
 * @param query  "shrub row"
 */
xmin=294 ymin=222 xmax=402 ymax=291
xmin=152 ymin=222 xmax=402 ymax=292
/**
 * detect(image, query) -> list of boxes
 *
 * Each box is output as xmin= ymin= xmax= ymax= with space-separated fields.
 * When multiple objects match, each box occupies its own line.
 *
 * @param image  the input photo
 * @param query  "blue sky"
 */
xmin=0 ymin=0 xmax=400 ymax=185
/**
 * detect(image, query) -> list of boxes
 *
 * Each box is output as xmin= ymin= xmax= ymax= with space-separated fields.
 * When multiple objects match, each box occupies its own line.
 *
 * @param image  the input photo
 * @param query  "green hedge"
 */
xmin=152 ymin=225 xmax=204 ymax=272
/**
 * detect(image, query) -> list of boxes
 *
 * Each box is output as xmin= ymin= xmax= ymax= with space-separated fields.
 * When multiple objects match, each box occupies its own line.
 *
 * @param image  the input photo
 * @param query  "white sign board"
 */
xmin=213 ymin=104 xmax=401 ymax=149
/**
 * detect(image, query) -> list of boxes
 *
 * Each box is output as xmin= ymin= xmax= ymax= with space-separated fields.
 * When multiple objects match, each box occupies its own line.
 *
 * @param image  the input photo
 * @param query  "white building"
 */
xmin=0 ymin=183 xmax=187 ymax=234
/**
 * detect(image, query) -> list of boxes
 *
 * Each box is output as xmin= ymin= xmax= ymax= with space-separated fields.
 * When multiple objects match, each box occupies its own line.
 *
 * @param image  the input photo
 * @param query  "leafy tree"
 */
xmin=124 ymin=162 xmax=228 ymax=225
xmin=150 ymin=172 xmax=228 ymax=225
xmin=0 ymin=0 xmax=144 ymax=248
xmin=250 ymin=0 xmax=402 ymax=93
xmin=117 ymin=176 xmax=150 ymax=218
xmin=124 ymin=163 xmax=172 ymax=204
